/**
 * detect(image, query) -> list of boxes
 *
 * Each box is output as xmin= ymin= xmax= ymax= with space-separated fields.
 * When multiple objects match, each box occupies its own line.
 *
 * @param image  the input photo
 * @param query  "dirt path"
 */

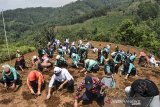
xmin=0 ymin=41 xmax=160 ymax=107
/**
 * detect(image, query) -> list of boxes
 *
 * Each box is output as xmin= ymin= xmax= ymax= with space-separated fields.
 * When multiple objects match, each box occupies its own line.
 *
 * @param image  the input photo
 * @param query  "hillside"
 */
xmin=56 ymin=0 xmax=160 ymax=56
xmin=0 ymin=0 xmax=135 ymax=62
xmin=0 ymin=41 xmax=160 ymax=107
xmin=0 ymin=0 xmax=132 ymax=42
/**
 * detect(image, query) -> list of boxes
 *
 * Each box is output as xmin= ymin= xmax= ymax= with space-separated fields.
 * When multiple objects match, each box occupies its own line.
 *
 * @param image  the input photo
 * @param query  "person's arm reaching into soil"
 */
xmin=11 ymin=68 xmax=18 ymax=90
xmin=58 ymin=79 xmax=68 ymax=90
xmin=46 ymin=75 xmax=55 ymax=99
xmin=74 ymin=81 xmax=85 ymax=107
xmin=80 ymin=68 xmax=86 ymax=72
xmin=27 ymin=78 xmax=35 ymax=95
xmin=74 ymin=99 xmax=78 ymax=107
xmin=2 ymin=71 xmax=7 ymax=88
xmin=37 ymin=76 xmax=42 ymax=95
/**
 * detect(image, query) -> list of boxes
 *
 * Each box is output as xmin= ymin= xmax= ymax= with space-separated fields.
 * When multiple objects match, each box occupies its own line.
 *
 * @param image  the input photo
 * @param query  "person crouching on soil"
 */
xmin=46 ymin=67 xmax=74 ymax=99
xmin=125 ymin=79 xmax=160 ymax=107
xmin=41 ymin=53 xmax=52 ymax=71
xmin=71 ymin=53 xmax=80 ymax=68
xmin=74 ymin=75 xmax=106 ymax=107
xmin=31 ymin=55 xmax=40 ymax=67
xmin=80 ymin=59 xmax=99 ymax=73
xmin=54 ymin=55 xmax=68 ymax=67
xmin=15 ymin=50 xmax=25 ymax=71
xmin=27 ymin=70 xmax=44 ymax=95
xmin=0 ymin=64 xmax=21 ymax=91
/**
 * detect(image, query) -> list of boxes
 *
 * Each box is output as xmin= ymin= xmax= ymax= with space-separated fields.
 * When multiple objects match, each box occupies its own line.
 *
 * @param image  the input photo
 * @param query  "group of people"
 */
xmin=0 ymin=39 xmax=159 ymax=107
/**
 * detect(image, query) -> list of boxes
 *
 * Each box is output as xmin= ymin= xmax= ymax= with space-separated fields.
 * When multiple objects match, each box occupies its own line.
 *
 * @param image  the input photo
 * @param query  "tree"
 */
xmin=33 ymin=26 xmax=56 ymax=48
xmin=77 ymin=27 xmax=87 ymax=39
xmin=117 ymin=19 xmax=138 ymax=45
xmin=137 ymin=2 xmax=159 ymax=20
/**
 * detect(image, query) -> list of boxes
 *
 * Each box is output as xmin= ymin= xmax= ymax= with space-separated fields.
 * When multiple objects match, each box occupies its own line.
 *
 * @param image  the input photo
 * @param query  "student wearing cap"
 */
xmin=54 ymin=55 xmax=67 ymax=67
xmin=70 ymin=42 xmax=77 ymax=58
xmin=46 ymin=67 xmax=74 ymax=99
xmin=125 ymin=79 xmax=160 ymax=107
xmin=0 ymin=64 xmax=20 ymax=91
xmin=27 ymin=70 xmax=44 ymax=95
xmin=74 ymin=75 xmax=106 ymax=107
xmin=71 ymin=53 xmax=80 ymax=68
xmin=81 ymin=59 xmax=99 ymax=73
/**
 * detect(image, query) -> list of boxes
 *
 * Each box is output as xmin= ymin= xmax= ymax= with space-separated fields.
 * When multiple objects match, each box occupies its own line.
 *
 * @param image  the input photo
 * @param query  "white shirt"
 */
xmin=65 ymin=39 xmax=69 ymax=43
xmin=49 ymin=68 xmax=73 ymax=88
xmin=62 ymin=46 xmax=66 ymax=51
xmin=93 ymin=48 xmax=98 ymax=53
xmin=79 ymin=40 xmax=82 ymax=44
xmin=57 ymin=40 xmax=60 ymax=45
xmin=107 ymin=45 xmax=110 ymax=50
xmin=149 ymin=56 xmax=156 ymax=64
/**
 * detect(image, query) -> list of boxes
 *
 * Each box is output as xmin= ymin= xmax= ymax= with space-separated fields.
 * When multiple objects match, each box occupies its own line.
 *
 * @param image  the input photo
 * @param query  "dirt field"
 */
xmin=0 ymin=41 xmax=160 ymax=107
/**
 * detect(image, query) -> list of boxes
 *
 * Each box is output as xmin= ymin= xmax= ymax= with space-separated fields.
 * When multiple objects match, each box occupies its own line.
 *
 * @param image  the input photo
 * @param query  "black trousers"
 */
xmin=54 ymin=80 xmax=74 ymax=92
xmin=30 ymin=81 xmax=45 ymax=93
xmin=0 ymin=77 xmax=21 ymax=86
xmin=80 ymin=91 xmax=105 ymax=106
xmin=91 ymin=64 xmax=99 ymax=73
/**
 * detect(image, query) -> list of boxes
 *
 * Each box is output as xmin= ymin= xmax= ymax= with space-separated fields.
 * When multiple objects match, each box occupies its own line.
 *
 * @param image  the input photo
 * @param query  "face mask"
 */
xmin=55 ymin=72 xmax=61 ymax=76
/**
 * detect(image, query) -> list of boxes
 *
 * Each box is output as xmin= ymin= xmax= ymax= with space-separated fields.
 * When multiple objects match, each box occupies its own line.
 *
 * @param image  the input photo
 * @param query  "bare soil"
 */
xmin=0 ymin=41 xmax=160 ymax=107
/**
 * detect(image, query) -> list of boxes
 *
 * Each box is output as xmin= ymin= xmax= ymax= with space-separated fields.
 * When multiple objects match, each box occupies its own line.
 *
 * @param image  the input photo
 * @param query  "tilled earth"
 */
xmin=0 ymin=41 xmax=160 ymax=107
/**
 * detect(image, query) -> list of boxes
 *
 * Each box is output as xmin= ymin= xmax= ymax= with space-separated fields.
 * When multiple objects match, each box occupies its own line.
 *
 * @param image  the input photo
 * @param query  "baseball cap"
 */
xmin=85 ymin=76 xmax=93 ymax=90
